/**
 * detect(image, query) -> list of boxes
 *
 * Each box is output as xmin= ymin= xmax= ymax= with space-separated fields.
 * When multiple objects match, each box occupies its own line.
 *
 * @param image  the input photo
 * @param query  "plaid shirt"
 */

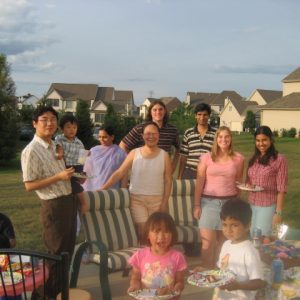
xmin=55 ymin=134 xmax=85 ymax=166
xmin=247 ymin=154 xmax=288 ymax=207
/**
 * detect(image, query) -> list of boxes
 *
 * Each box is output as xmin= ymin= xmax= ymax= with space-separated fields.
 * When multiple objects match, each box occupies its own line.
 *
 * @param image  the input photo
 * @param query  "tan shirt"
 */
xmin=21 ymin=135 xmax=72 ymax=200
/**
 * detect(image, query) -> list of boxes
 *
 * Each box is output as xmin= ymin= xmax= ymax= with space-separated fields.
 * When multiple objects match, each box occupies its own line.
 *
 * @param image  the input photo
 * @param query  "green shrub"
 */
xmin=281 ymin=128 xmax=288 ymax=137
xmin=273 ymin=130 xmax=279 ymax=137
xmin=287 ymin=127 xmax=297 ymax=138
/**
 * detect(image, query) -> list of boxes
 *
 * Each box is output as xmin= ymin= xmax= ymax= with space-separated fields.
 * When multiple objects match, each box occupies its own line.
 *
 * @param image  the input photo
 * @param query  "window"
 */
xmin=48 ymin=99 xmax=59 ymax=107
xmin=65 ymin=100 xmax=73 ymax=109
xmin=95 ymin=113 xmax=105 ymax=123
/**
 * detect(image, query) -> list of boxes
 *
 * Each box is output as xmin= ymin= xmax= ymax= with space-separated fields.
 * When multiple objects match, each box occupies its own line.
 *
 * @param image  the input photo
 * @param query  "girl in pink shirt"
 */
xmin=128 ymin=212 xmax=187 ymax=298
xmin=193 ymin=126 xmax=244 ymax=269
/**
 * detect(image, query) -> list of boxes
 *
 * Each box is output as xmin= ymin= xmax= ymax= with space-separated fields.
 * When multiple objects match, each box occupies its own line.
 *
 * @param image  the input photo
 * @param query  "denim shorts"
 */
xmin=250 ymin=204 xmax=276 ymax=237
xmin=198 ymin=197 xmax=229 ymax=230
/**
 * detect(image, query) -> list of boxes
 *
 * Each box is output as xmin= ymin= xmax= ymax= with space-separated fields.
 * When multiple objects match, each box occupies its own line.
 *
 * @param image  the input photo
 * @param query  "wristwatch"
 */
xmin=275 ymin=211 xmax=282 ymax=216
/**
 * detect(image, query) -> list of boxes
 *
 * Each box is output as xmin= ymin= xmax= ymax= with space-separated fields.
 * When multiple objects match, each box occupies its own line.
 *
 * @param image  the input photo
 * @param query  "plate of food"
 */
xmin=128 ymin=288 xmax=180 ymax=300
xmin=236 ymin=183 xmax=264 ymax=192
xmin=72 ymin=172 xmax=94 ymax=179
xmin=0 ymin=271 xmax=23 ymax=286
xmin=187 ymin=269 xmax=236 ymax=288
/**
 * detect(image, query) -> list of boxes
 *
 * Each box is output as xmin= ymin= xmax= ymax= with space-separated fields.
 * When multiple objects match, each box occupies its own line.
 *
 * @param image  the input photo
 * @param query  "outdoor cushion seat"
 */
xmin=81 ymin=188 xmax=140 ymax=272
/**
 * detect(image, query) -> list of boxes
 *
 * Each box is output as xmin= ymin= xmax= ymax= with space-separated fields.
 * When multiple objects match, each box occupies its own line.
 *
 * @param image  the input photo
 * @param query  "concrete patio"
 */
xmin=74 ymin=250 xmax=214 ymax=300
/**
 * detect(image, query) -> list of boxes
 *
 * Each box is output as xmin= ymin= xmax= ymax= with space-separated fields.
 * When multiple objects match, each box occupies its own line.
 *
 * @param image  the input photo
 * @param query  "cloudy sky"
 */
xmin=1 ymin=0 xmax=300 ymax=104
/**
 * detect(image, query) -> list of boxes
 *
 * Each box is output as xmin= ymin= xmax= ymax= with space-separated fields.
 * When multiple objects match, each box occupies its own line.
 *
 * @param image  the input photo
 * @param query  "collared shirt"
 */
xmin=179 ymin=125 xmax=216 ymax=171
xmin=55 ymin=134 xmax=85 ymax=166
xmin=247 ymin=154 xmax=288 ymax=207
xmin=121 ymin=123 xmax=179 ymax=154
xmin=21 ymin=135 xmax=72 ymax=200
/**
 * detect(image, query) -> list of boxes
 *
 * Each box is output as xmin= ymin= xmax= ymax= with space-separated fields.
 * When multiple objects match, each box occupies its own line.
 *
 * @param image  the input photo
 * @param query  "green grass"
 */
xmin=0 ymin=134 xmax=300 ymax=250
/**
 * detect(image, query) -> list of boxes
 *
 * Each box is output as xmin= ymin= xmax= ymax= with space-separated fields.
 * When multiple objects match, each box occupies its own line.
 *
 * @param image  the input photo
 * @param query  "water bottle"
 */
xmin=252 ymin=227 xmax=262 ymax=248
xmin=271 ymin=258 xmax=284 ymax=289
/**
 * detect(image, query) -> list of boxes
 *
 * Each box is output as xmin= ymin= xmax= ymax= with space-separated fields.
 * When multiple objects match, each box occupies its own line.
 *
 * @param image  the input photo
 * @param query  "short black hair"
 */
xmin=59 ymin=113 xmax=78 ymax=129
xmin=32 ymin=106 xmax=58 ymax=122
xmin=194 ymin=103 xmax=211 ymax=115
xmin=220 ymin=199 xmax=252 ymax=226
xmin=99 ymin=125 xmax=115 ymax=136
xmin=143 ymin=212 xmax=178 ymax=246
xmin=142 ymin=121 xmax=160 ymax=134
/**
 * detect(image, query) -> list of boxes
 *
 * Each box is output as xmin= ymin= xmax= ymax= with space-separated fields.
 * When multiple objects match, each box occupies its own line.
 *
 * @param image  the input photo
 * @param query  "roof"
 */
xmin=114 ymin=90 xmax=134 ymax=103
xmin=160 ymin=97 xmax=181 ymax=111
xmin=96 ymin=87 xmax=114 ymax=102
xmin=282 ymin=67 xmax=300 ymax=83
xmin=256 ymin=89 xmax=282 ymax=103
xmin=212 ymin=90 xmax=243 ymax=106
xmin=47 ymin=83 xmax=98 ymax=100
xmin=261 ymin=92 xmax=300 ymax=109
xmin=227 ymin=98 xmax=258 ymax=115
xmin=187 ymin=92 xmax=219 ymax=106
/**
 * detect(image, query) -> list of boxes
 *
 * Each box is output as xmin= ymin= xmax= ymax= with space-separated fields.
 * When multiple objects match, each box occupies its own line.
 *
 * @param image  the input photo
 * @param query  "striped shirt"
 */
xmin=179 ymin=125 xmax=216 ymax=171
xmin=55 ymin=134 xmax=85 ymax=166
xmin=121 ymin=123 xmax=179 ymax=154
xmin=21 ymin=135 xmax=72 ymax=200
xmin=247 ymin=154 xmax=288 ymax=207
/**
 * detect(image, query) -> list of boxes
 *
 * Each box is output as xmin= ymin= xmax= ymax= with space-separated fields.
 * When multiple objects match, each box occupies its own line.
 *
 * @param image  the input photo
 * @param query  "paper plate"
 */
xmin=128 ymin=288 xmax=180 ymax=300
xmin=72 ymin=172 xmax=94 ymax=179
xmin=187 ymin=269 xmax=236 ymax=288
xmin=0 ymin=271 xmax=23 ymax=285
xmin=236 ymin=184 xmax=264 ymax=192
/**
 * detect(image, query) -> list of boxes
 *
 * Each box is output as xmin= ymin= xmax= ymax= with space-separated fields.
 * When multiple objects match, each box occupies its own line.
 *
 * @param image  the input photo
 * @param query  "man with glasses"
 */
xmin=21 ymin=106 xmax=76 ymax=299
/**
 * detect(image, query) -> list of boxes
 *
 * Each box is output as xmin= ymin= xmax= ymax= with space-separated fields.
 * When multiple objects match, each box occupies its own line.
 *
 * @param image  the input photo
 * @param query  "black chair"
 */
xmin=0 ymin=249 xmax=69 ymax=300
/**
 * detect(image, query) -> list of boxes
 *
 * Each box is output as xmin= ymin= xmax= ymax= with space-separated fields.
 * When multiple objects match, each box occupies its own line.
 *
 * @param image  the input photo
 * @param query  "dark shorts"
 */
xmin=182 ymin=167 xmax=197 ymax=179
xmin=67 ymin=165 xmax=84 ymax=194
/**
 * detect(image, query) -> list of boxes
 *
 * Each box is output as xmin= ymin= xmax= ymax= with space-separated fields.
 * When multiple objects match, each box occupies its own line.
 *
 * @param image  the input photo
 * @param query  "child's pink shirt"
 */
xmin=128 ymin=247 xmax=187 ymax=288
xmin=201 ymin=152 xmax=244 ymax=197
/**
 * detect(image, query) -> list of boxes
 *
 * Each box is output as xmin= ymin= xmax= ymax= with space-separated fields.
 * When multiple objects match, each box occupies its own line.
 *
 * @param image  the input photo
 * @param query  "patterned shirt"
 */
xmin=247 ymin=154 xmax=288 ymax=207
xmin=179 ymin=125 xmax=216 ymax=171
xmin=121 ymin=123 xmax=179 ymax=154
xmin=21 ymin=135 xmax=72 ymax=200
xmin=55 ymin=134 xmax=85 ymax=166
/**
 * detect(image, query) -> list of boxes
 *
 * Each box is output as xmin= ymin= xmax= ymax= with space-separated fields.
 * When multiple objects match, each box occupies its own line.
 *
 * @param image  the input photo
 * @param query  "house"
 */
xmin=220 ymin=98 xmax=258 ymax=132
xmin=185 ymin=92 xmax=219 ymax=108
xmin=247 ymin=89 xmax=282 ymax=105
xmin=260 ymin=67 xmax=300 ymax=131
xmin=210 ymin=90 xmax=243 ymax=114
xmin=45 ymin=83 xmax=136 ymax=125
xmin=17 ymin=93 xmax=39 ymax=109
xmin=139 ymin=97 xmax=181 ymax=119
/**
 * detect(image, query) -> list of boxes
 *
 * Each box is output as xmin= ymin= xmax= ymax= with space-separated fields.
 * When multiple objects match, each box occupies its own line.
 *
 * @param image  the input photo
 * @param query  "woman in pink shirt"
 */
xmin=193 ymin=126 xmax=244 ymax=268
xmin=247 ymin=126 xmax=288 ymax=238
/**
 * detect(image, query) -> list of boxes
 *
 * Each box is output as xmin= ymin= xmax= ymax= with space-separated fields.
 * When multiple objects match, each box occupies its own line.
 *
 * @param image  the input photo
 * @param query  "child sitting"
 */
xmin=55 ymin=113 xmax=87 ymax=214
xmin=213 ymin=199 xmax=266 ymax=300
xmin=128 ymin=212 xmax=187 ymax=298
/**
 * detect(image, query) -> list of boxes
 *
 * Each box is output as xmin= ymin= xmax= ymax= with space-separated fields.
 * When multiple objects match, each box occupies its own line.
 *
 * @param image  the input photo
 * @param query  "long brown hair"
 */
xmin=211 ymin=126 xmax=235 ymax=161
xmin=146 ymin=100 xmax=169 ymax=125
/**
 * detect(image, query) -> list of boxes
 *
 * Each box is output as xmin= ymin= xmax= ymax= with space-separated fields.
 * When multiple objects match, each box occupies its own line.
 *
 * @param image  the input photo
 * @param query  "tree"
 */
xmin=243 ymin=110 xmax=256 ymax=133
xmin=0 ymin=54 xmax=19 ymax=165
xmin=75 ymin=100 xmax=95 ymax=149
xmin=169 ymin=102 xmax=195 ymax=135
xmin=104 ymin=104 xmax=123 ymax=143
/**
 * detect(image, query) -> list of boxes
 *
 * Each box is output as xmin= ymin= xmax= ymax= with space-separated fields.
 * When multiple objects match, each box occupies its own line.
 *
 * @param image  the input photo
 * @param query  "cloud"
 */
xmin=214 ymin=64 xmax=293 ymax=75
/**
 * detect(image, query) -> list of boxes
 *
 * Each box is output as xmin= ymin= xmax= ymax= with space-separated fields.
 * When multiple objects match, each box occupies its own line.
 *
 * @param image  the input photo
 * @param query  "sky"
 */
xmin=1 ymin=0 xmax=300 ymax=104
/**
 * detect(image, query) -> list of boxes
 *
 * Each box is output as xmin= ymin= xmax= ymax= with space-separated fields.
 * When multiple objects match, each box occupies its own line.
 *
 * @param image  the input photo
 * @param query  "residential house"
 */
xmin=45 ymin=83 xmax=136 ymax=125
xmin=260 ymin=67 xmax=300 ymax=132
xmin=185 ymin=92 xmax=219 ymax=108
xmin=247 ymin=89 xmax=282 ymax=105
xmin=220 ymin=98 xmax=258 ymax=132
xmin=139 ymin=97 xmax=181 ymax=120
xmin=17 ymin=93 xmax=39 ymax=109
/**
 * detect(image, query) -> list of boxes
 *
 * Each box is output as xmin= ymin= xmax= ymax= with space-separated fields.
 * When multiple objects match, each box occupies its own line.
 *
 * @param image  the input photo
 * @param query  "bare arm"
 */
xmin=101 ymin=150 xmax=134 ymax=190
xmin=177 ymin=155 xmax=187 ymax=179
xmin=272 ymin=191 xmax=285 ymax=227
xmin=171 ymin=148 xmax=180 ymax=174
xmin=119 ymin=141 xmax=130 ymax=153
xmin=127 ymin=267 xmax=142 ymax=292
xmin=193 ymin=161 xmax=207 ymax=220
xmin=220 ymin=278 xmax=266 ymax=291
xmin=236 ymin=155 xmax=244 ymax=196
xmin=120 ymin=172 xmax=129 ymax=188
xmin=24 ymin=167 xmax=75 ymax=192
xmin=173 ymin=270 xmax=185 ymax=293
xmin=160 ymin=153 xmax=173 ymax=212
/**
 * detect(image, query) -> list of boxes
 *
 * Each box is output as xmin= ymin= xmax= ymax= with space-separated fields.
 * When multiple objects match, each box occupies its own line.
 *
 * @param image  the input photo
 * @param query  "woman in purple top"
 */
xmin=247 ymin=126 xmax=288 ymax=238
xmin=82 ymin=126 xmax=127 ymax=191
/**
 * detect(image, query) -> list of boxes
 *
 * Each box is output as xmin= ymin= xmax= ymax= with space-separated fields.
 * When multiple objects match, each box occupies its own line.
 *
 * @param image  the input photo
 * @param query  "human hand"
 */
xmin=58 ymin=167 xmax=74 ymax=180
xmin=127 ymin=282 xmax=141 ymax=293
xmin=159 ymin=202 xmax=168 ymax=212
xmin=192 ymin=265 xmax=207 ymax=273
xmin=272 ymin=213 xmax=282 ymax=228
xmin=55 ymin=144 xmax=64 ymax=160
xmin=193 ymin=206 xmax=201 ymax=219
xmin=219 ymin=280 xmax=239 ymax=291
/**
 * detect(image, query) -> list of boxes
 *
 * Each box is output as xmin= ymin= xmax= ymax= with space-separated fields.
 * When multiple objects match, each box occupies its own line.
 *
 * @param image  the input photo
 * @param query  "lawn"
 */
xmin=0 ymin=134 xmax=299 ymax=250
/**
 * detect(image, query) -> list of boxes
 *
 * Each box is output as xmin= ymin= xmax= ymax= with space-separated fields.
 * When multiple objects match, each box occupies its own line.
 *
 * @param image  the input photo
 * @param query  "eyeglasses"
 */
xmin=38 ymin=118 xmax=57 ymax=124
xmin=143 ymin=132 xmax=159 ymax=137
xmin=98 ymin=136 xmax=109 ymax=140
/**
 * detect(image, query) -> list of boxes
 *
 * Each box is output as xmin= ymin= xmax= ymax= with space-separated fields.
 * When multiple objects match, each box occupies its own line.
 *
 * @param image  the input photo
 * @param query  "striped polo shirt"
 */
xmin=180 ymin=125 xmax=216 ymax=171
xmin=121 ymin=122 xmax=179 ymax=154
